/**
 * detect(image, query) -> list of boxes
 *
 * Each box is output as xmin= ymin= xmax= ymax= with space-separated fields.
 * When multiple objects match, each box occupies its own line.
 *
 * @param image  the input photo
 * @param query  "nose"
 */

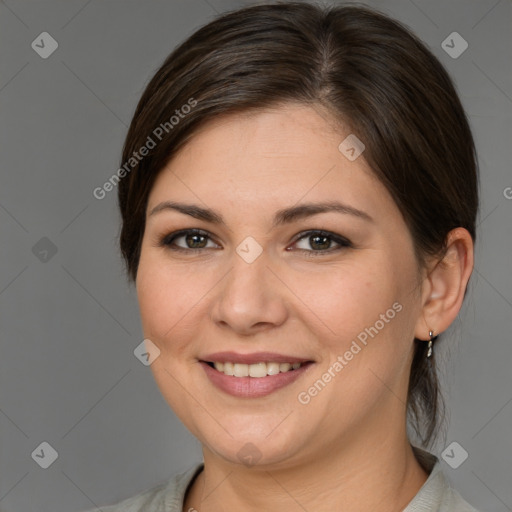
xmin=210 ymin=247 xmax=289 ymax=335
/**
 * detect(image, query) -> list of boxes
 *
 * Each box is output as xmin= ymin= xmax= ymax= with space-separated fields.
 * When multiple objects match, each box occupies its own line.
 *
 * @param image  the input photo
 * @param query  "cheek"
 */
xmin=136 ymin=255 xmax=197 ymax=347
xmin=136 ymin=252 xmax=225 ymax=367
xmin=296 ymin=255 xmax=417 ymax=396
xmin=294 ymin=261 xmax=399 ymax=345
xmin=299 ymin=274 xmax=413 ymax=413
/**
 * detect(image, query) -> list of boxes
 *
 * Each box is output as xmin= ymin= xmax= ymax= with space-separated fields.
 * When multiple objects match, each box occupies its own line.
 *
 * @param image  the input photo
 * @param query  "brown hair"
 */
xmin=117 ymin=2 xmax=478 ymax=448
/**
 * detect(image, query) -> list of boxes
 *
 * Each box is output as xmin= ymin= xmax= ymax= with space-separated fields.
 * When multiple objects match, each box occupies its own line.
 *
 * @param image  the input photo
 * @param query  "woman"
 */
xmin=85 ymin=2 xmax=480 ymax=511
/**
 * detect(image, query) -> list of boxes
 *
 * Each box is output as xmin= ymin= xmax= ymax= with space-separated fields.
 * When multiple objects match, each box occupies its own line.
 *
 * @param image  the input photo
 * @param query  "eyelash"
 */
xmin=158 ymin=229 xmax=352 ymax=256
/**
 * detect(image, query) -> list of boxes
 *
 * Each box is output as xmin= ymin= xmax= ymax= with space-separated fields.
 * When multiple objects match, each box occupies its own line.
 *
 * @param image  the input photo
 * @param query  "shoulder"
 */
xmin=79 ymin=463 xmax=203 ymax=512
xmin=438 ymin=485 xmax=482 ymax=512
xmin=407 ymin=446 xmax=482 ymax=512
xmin=85 ymin=481 xmax=168 ymax=512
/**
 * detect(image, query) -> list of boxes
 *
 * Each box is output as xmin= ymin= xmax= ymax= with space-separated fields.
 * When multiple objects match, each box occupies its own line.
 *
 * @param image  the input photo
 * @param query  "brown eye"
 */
xmin=308 ymin=234 xmax=331 ymax=250
xmin=291 ymin=230 xmax=352 ymax=255
xmin=160 ymin=229 xmax=219 ymax=252
xmin=182 ymin=232 xmax=208 ymax=249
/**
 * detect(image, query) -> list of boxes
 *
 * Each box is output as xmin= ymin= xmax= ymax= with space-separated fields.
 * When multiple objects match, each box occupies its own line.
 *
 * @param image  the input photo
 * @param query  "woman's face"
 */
xmin=136 ymin=103 xmax=426 ymax=469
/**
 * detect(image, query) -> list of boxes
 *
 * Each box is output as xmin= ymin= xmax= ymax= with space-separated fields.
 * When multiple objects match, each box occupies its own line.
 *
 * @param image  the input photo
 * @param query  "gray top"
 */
xmin=82 ymin=447 xmax=480 ymax=511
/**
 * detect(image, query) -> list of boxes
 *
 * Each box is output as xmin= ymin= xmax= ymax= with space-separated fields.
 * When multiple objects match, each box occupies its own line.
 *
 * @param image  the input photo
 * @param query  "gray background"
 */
xmin=1 ymin=0 xmax=511 ymax=511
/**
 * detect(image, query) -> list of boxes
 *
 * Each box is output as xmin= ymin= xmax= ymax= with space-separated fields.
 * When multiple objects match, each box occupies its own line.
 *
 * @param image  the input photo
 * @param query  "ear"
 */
xmin=414 ymin=227 xmax=474 ymax=341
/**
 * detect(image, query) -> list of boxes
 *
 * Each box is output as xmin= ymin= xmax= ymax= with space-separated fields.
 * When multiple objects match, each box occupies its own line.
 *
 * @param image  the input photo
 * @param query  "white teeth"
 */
xmin=249 ymin=362 xmax=267 ymax=378
xmin=233 ymin=363 xmax=249 ymax=377
xmin=211 ymin=361 xmax=305 ymax=378
xmin=266 ymin=362 xmax=280 ymax=375
xmin=223 ymin=362 xmax=234 ymax=376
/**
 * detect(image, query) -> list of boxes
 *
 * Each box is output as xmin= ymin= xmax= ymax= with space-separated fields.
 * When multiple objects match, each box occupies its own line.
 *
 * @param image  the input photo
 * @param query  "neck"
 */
xmin=184 ymin=427 xmax=429 ymax=512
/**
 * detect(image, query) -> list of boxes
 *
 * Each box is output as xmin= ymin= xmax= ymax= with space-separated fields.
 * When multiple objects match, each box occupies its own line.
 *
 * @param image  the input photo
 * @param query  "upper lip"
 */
xmin=200 ymin=352 xmax=314 ymax=365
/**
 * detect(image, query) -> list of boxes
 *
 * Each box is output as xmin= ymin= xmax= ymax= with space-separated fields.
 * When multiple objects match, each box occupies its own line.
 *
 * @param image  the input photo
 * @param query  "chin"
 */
xmin=194 ymin=415 xmax=313 ymax=470
xmin=206 ymin=438 xmax=301 ymax=470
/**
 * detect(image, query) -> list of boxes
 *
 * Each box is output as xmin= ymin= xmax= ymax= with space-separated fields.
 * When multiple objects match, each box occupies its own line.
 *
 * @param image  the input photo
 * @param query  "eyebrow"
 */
xmin=149 ymin=200 xmax=373 ymax=226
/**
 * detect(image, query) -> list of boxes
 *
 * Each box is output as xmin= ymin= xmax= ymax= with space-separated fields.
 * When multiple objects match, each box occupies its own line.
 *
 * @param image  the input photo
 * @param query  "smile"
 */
xmin=200 ymin=356 xmax=314 ymax=398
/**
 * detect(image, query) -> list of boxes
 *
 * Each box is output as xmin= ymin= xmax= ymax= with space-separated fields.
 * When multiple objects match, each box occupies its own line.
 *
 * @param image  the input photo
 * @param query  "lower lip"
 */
xmin=200 ymin=361 xmax=314 ymax=398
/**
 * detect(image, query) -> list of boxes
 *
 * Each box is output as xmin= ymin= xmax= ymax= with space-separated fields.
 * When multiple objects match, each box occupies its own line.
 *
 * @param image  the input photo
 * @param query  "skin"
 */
xmin=135 ymin=103 xmax=474 ymax=512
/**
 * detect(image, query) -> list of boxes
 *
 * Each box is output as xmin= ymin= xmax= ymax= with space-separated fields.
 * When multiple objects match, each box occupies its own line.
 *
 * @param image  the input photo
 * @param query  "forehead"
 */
xmin=147 ymin=104 xmax=392 ymax=221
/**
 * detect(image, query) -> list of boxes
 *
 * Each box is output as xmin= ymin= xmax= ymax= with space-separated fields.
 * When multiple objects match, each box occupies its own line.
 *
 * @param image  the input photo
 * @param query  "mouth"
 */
xmin=199 ymin=352 xmax=315 ymax=398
